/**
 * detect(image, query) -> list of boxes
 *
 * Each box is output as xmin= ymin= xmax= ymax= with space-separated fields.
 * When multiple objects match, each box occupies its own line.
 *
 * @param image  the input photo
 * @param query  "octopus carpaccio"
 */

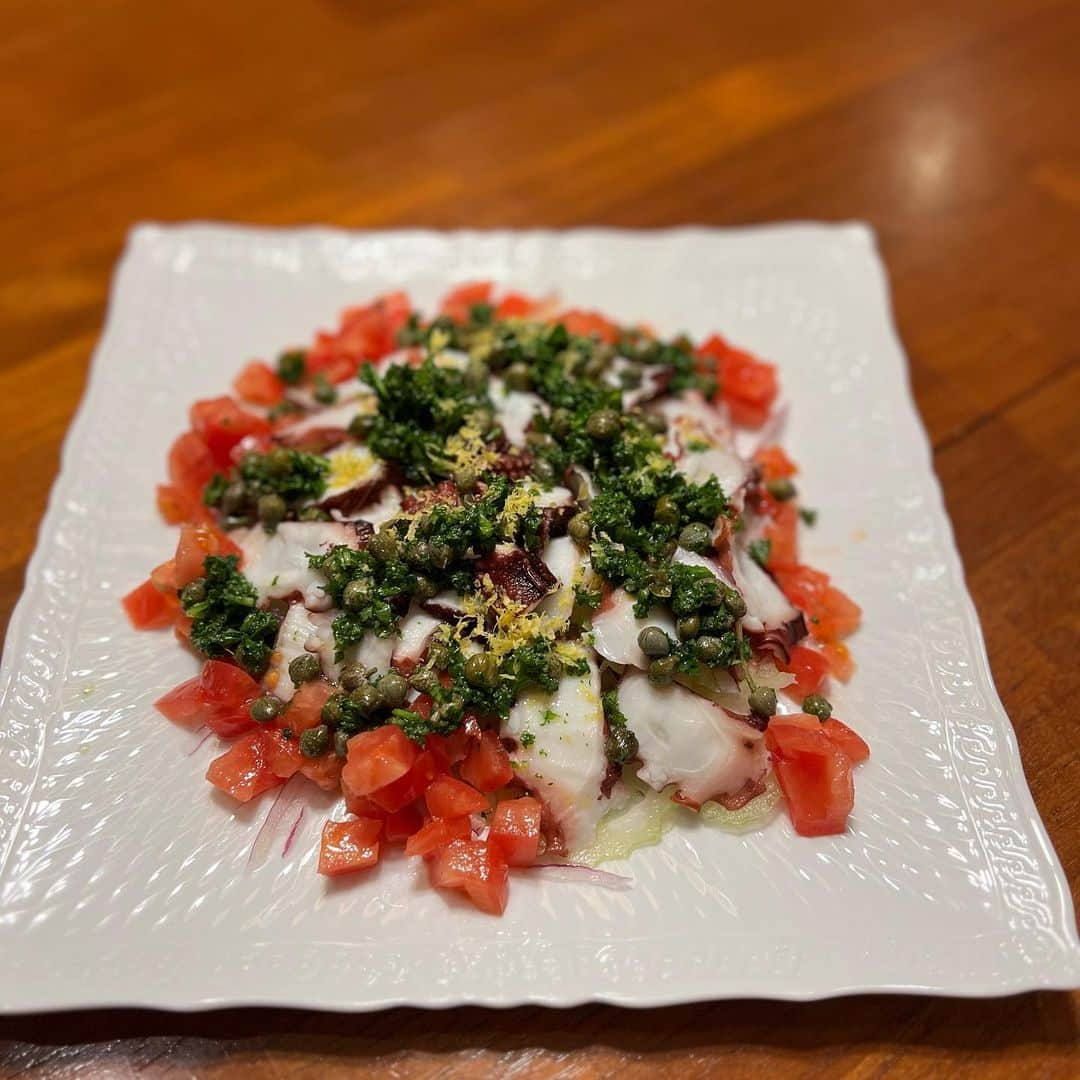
xmin=124 ymin=282 xmax=866 ymax=915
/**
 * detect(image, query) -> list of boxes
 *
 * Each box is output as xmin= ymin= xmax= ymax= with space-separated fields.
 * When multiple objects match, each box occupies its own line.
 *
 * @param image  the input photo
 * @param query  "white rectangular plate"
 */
xmin=1 ymin=224 xmax=1077 ymax=1012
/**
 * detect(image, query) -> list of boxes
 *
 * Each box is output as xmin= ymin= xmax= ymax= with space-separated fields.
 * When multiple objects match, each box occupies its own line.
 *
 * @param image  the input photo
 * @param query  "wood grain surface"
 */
xmin=1 ymin=0 xmax=1078 ymax=1075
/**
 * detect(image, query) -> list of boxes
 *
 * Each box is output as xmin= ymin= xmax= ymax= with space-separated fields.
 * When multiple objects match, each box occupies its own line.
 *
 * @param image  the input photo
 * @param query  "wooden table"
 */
xmin=2 ymin=0 xmax=1077 ymax=1074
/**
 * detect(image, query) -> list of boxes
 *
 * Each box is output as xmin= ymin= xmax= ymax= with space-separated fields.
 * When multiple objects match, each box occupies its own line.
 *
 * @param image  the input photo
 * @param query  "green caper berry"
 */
xmin=654 ymin=494 xmax=680 ymax=526
xmin=299 ymin=724 xmax=330 ymax=758
xmin=605 ymin=724 xmax=639 ymax=766
xmin=409 ymin=540 xmax=432 ymax=567
xmin=637 ymin=625 xmax=671 ymax=658
xmin=547 ymin=655 xmax=564 ymax=682
xmin=619 ymin=362 xmax=644 ymax=388
xmin=288 ymin=653 xmax=321 ymax=685
xmin=266 ymin=447 xmax=293 ymax=476
xmin=586 ymin=409 xmax=620 ymax=440
xmin=532 ymin=459 xmax=556 ymax=485
xmin=647 ymin=568 xmax=672 ymax=599
xmin=342 ymin=579 xmax=371 ymax=612
xmin=696 ymin=636 xmax=723 ymax=664
xmin=249 ymin=695 xmax=282 ymax=724
xmin=349 ymin=682 xmax=383 ymax=717
xmin=662 ymin=539 xmax=678 ymax=559
xmin=428 ymin=542 xmax=453 ymax=570
xmin=464 ymin=357 xmax=488 ymax=390
xmin=368 ymin=528 xmax=399 ymax=561
xmin=678 ymin=522 xmax=711 ymax=553
xmin=568 ymin=513 xmax=591 ymax=545
xmin=464 ymin=651 xmax=500 ymax=689
xmin=803 ymin=693 xmax=833 ymax=721
xmin=339 ymin=662 xmax=367 ymax=692
xmin=677 ymin=615 xmax=701 ymax=640
xmin=503 ymin=363 xmax=533 ymax=391
xmin=583 ymin=357 xmax=608 ymax=381
xmin=347 ymin=413 xmax=375 ymax=439
xmin=766 ymin=477 xmax=797 ymax=502
xmin=549 ymin=408 xmax=572 ymax=438
xmin=180 ymin=578 xmax=207 ymax=608
xmin=334 ymin=730 xmax=351 ymax=759
xmin=748 ymin=686 xmax=778 ymax=720
xmin=721 ymin=586 xmax=748 ymax=618
xmin=321 ymin=694 xmax=346 ymax=727
xmin=257 ymin=493 xmax=287 ymax=527
xmin=412 ymin=574 xmax=438 ymax=600
xmin=220 ymin=482 xmax=248 ymax=515
xmin=312 ymin=378 xmax=337 ymax=405
xmin=427 ymin=641 xmax=450 ymax=670
xmin=643 ymin=412 xmax=668 ymax=435
xmin=410 ymin=667 xmax=441 ymax=696
xmin=277 ymin=349 xmax=306 ymax=385
xmin=379 ymin=672 xmax=408 ymax=708
xmin=298 ymin=505 xmax=331 ymax=521
xmin=525 ymin=430 xmax=554 ymax=450
xmin=454 ymin=465 xmax=478 ymax=493
xmin=647 ymin=655 xmax=678 ymax=685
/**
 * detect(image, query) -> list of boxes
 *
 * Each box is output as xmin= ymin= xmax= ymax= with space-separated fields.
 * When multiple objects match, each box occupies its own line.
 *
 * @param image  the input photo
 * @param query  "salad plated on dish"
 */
xmin=122 ymin=282 xmax=866 ymax=915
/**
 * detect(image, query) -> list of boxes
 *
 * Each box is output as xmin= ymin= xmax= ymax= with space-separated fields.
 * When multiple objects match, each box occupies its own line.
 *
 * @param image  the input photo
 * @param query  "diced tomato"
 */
xmin=754 ymin=444 xmax=798 ymax=480
xmin=821 ymin=640 xmax=856 ymax=682
xmin=193 ymin=659 xmax=262 ymax=737
xmin=763 ymin=499 xmax=799 ymax=569
xmin=264 ymin=728 xmax=343 ymax=791
xmin=154 ymin=675 xmax=203 ymax=728
xmin=369 ymin=749 xmax=441 ymax=813
xmin=697 ymin=334 xmax=779 ymax=428
xmin=189 ymin=396 xmax=271 ymax=470
xmin=765 ymin=715 xmax=854 ymax=837
xmin=167 ymin=431 xmax=218 ymax=500
xmin=439 ymin=281 xmax=493 ymax=323
xmin=281 ymin=680 xmax=334 ymax=734
xmin=458 ymin=730 xmax=513 ymax=793
xmin=495 ymin=291 xmax=540 ymax=319
xmin=307 ymin=292 xmax=413 ymax=381
xmin=383 ymin=804 xmax=424 ymax=844
xmin=404 ymin=815 xmax=471 ymax=857
xmin=233 ymin=360 xmax=284 ymax=406
xmin=318 ymin=818 xmax=382 ymax=876
xmin=429 ymin=839 xmax=510 ymax=915
xmin=779 ymin=644 xmax=831 ymax=700
xmin=557 ymin=308 xmax=619 ymax=344
xmin=489 ymin=796 xmax=542 ymax=866
xmin=342 ymin=791 xmax=389 ymax=820
xmin=206 ymin=730 xmax=284 ymax=803
xmin=150 ymin=559 xmax=179 ymax=594
xmin=341 ymin=725 xmax=417 ymax=797
xmin=425 ymin=776 xmax=489 ymax=819
xmin=822 ymin=718 xmax=870 ymax=764
xmin=174 ymin=522 xmax=243 ymax=586
xmin=773 ymin=564 xmax=862 ymax=643
xmin=122 ymin=579 xmax=179 ymax=630
xmin=156 ymin=483 xmax=210 ymax=525
xmin=174 ymin=613 xmax=194 ymax=644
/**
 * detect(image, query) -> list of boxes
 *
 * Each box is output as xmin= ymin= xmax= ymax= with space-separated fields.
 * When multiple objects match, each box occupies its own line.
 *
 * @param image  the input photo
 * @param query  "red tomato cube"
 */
xmin=404 ymin=816 xmax=472 ymax=857
xmin=122 ymin=579 xmax=179 ymax=630
xmin=341 ymin=725 xmax=417 ymax=797
xmin=458 ymin=730 xmax=513 ymax=793
xmin=205 ymin=730 xmax=283 ymax=803
xmin=429 ymin=839 xmax=510 ymax=915
xmin=318 ymin=818 xmax=382 ymax=877
xmin=489 ymin=796 xmax=542 ymax=866
xmin=424 ymin=776 xmax=489 ymax=819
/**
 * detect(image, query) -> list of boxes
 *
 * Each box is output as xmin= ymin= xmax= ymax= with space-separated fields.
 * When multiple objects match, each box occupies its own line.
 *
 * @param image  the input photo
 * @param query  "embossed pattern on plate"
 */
xmin=0 ymin=224 xmax=1076 ymax=1012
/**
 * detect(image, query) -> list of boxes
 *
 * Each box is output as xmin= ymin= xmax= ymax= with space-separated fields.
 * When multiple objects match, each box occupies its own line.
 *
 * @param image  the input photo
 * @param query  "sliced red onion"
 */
xmin=248 ymin=777 xmax=306 ymax=869
xmin=281 ymin=806 xmax=306 ymax=858
xmin=527 ymin=863 xmax=634 ymax=890
xmin=186 ymin=729 xmax=212 ymax=756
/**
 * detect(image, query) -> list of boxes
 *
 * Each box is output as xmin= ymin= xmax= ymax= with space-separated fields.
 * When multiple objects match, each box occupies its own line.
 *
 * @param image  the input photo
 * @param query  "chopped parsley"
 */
xmin=748 ymin=538 xmax=772 ymax=568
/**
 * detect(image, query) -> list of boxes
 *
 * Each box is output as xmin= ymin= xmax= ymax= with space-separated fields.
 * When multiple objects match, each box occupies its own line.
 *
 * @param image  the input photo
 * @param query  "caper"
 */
xmin=748 ymin=686 xmax=777 ymax=720
xmin=720 ymin=585 xmax=747 ymax=618
xmin=257 ymin=493 xmax=287 ymax=528
xmin=249 ymin=695 xmax=282 ymax=724
xmin=605 ymin=725 xmax=639 ymax=766
xmin=302 ymin=505 xmax=333 ymax=522
xmin=277 ymin=349 xmax=306 ymax=385
xmin=313 ymin=377 xmax=337 ymax=405
xmin=647 ymin=655 xmax=678 ymax=685
xmin=410 ymin=667 xmax=441 ymax=696
xmin=464 ymin=357 xmax=488 ymax=389
xmin=342 ymin=578 xmax=371 ymax=612
xmin=464 ymin=651 xmax=500 ymax=689
xmin=348 ymin=413 xmax=375 ymax=439
xmin=339 ymin=662 xmax=367 ymax=692
xmin=409 ymin=540 xmax=433 ymax=567
xmin=583 ymin=357 xmax=608 ymax=381
xmin=618 ymin=361 xmax=644 ymax=388
xmin=696 ymin=636 xmax=723 ymax=664
xmin=220 ymin=481 xmax=248 ymax=515
xmin=334 ymin=730 xmax=351 ymax=759
xmin=803 ymin=693 xmax=833 ymax=721
xmin=549 ymin=408 xmax=572 ymax=438
xmin=300 ymin=724 xmax=330 ymax=758
xmin=637 ymin=625 xmax=671 ymax=658
xmin=766 ymin=477 xmax=797 ymax=502
xmin=647 ymin=567 xmax=672 ymax=599
xmin=547 ymin=655 xmax=564 ymax=682
xmin=349 ymin=682 xmax=383 ymax=717
xmin=266 ymin=447 xmax=293 ymax=476
xmin=427 ymin=640 xmax=450 ymax=670
xmin=526 ymin=430 xmax=554 ymax=450
xmin=677 ymin=615 xmax=701 ymax=640
xmin=368 ymin=527 xmax=399 ymax=561
xmin=428 ymin=542 xmax=453 ymax=570
xmin=654 ymin=494 xmax=680 ymax=526
xmin=643 ymin=412 xmax=668 ymax=435
xmin=379 ymin=671 xmax=409 ymax=708
xmin=288 ymin=653 xmax=321 ymax=685
xmin=568 ymin=512 xmax=592 ymax=545
xmin=533 ymin=459 xmax=556 ymax=485
xmin=412 ymin=574 xmax=438 ymax=600
xmin=586 ymin=408 xmax=620 ymax=440
xmin=503 ymin=363 xmax=533 ymax=391
xmin=678 ymin=521 xmax=711 ymax=553
xmin=180 ymin=578 xmax=207 ymax=608
xmin=454 ymin=465 xmax=478 ymax=493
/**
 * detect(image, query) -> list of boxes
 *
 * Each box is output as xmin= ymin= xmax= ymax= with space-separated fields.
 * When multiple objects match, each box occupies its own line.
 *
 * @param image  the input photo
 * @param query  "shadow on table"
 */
xmin=0 ymin=992 xmax=1076 ymax=1068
